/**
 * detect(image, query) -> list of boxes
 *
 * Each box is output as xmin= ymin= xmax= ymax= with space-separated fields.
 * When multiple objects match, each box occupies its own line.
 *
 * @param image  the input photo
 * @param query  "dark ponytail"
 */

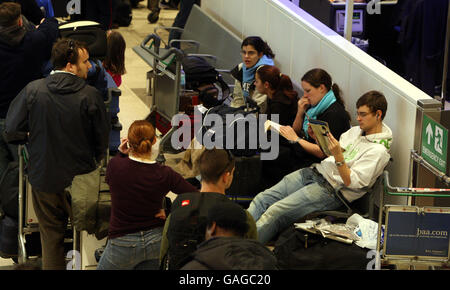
xmin=301 ymin=68 xmax=350 ymax=120
xmin=257 ymin=65 xmax=298 ymax=100
xmin=331 ymin=83 xmax=344 ymax=108
xmin=241 ymin=36 xmax=275 ymax=59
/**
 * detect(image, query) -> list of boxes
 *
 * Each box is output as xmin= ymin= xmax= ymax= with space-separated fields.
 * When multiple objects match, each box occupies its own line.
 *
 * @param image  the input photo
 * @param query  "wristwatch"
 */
xmin=335 ymin=160 xmax=345 ymax=167
xmin=290 ymin=137 xmax=302 ymax=144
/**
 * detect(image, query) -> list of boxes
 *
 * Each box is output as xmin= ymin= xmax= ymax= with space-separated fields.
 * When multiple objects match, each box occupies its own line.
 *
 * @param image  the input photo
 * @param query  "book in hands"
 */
xmin=308 ymin=119 xmax=333 ymax=156
xmin=264 ymin=120 xmax=281 ymax=133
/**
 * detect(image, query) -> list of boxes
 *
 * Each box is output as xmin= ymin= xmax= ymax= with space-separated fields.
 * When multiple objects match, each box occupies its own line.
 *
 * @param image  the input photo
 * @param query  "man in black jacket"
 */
xmin=181 ymin=202 xmax=278 ymax=270
xmin=4 ymin=38 xmax=110 ymax=270
xmin=0 ymin=2 xmax=58 ymax=178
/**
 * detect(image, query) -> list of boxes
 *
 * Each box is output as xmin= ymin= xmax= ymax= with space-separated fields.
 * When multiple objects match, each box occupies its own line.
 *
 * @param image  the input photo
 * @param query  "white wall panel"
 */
xmin=348 ymin=62 xmax=385 ymax=122
xmin=266 ymin=4 xmax=294 ymax=74
xmin=221 ymin=0 xmax=245 ymax=39
xmin=290 ymin=22 xmax=322 ymax=84
xmin=320 ymin=41 xmax=351 ymax=103
xmin=201 ymin=0 xmax=223 ymax=23
xmin=242 ymin=0 xmax=269 ymax=39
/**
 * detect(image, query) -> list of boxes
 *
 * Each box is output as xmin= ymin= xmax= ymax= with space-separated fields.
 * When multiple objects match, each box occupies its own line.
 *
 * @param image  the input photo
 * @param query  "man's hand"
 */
xmin=307 ymin=125 xmax=317 ymax=142
xmin=327 ymin=132 xmax=343 ymax=159
xmin=327 ymin=132 xmax=351 ymax=186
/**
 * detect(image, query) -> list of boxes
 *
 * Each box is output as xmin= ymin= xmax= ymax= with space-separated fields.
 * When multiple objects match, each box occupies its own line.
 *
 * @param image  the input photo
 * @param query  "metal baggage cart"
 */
xmin=133 ymin=33 xmax=232 ymax=156
xmin=17 ymin=145 xmax=38 ymax=264
xmin=375 ymin=151 xmax=450 ymax=270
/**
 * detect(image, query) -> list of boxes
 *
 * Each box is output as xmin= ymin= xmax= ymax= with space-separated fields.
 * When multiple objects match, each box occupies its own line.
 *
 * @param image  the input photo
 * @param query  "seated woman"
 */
xmin=230 ymin=36 xmax=275 ymax=113
xmin=280 ymin=68 xmax=351 ymax=174
xmin=97 ymin=120 xmax=198 ymax=270
xmin=254 ymin=65 xmax=298 ymax=187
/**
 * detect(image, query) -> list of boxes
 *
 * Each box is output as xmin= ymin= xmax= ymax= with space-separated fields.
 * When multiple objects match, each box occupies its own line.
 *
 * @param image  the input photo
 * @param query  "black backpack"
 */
xmin=114 ymin=0 xmax=132 ymax=27
xmin=197 ymin=104 xmax=260 ymax=157
xmin=0 ymin=162 xmax=19 ymax=220
xmin=181 ymin=56 xmax=231 ymax=107
xmin=164 ymin=192 xmax=231 ymax=270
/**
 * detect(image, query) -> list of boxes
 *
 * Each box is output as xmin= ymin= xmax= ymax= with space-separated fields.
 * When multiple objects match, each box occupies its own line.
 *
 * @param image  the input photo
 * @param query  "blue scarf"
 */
xmin=242 ymin=54 xmax=274 ymax=98
xmin=302 ymin=90 xmax=336 ymax=135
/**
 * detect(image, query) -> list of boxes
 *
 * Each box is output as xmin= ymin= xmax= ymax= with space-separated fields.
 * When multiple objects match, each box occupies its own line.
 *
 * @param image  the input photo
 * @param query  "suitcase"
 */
xmin=59 ymin=21 xmax=107 ymax=60
xmin=273 ymin=225 xmax=370 ymax=270
xmin=226 ymin=154 xmax=262 ymax=209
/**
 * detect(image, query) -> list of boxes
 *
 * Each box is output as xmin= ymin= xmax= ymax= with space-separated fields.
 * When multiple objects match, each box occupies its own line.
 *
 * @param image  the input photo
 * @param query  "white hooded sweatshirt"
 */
xmin=314 ymin=123 xmax=393 ymax=202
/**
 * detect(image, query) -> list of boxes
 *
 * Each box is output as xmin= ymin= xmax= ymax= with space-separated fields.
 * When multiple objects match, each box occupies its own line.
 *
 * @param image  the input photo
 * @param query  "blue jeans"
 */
xmin=168 ymin=0 xmax=201 ymax=48
xmin=97 ymin=227 xmax=163 ymax=270
xmin=248 ymin=167 xmax=343 ymax=245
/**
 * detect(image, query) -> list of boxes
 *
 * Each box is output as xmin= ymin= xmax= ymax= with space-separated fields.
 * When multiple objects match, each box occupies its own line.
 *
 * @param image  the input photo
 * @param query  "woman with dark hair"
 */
xmin=230 ymin=36 xmax=275 ymax=113
xmin=254 ymin=65 xmax=299 ymax=187
xmin=97 ymin=120 xmax=198 ymax=270
xmin=103 ymin=30 xmax=126 ymax=87
xmin=254 ymin=65 xmax=298 ymax=126
xmin=279 ymin=68 xmax=351 ymax=172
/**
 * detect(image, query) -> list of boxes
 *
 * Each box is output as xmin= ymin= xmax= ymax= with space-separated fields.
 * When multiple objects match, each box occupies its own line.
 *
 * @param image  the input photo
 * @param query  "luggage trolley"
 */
xmin=136 ymin=34 xmax=187 ymax=154
xmin=134 ymin=33 xmax=231 ymax=156
xmin=375 ymin=151 xmax=450 ymax=270
xmin=17 ymin=145 xmax=44 ymax=264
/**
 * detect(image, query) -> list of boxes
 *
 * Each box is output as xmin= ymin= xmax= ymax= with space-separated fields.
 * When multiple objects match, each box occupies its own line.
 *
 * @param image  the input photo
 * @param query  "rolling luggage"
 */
xmin=273 ymin=225 xmax=370 ymax=270
xmin=226 ymin=154 xmax=262 ymax=209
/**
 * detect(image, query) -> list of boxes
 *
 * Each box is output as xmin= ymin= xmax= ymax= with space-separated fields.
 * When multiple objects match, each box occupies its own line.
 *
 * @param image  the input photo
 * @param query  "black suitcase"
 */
xmin=59 ymin=21 xmax=107 ymax=60
xmin=226 ymin=154 xmax=262 ymax=209
xmin=273 ymin=225 xmax=370 ymax=270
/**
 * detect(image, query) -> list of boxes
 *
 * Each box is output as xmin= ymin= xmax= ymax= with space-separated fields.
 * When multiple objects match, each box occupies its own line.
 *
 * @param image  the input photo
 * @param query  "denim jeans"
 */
xmin=97 ymin=227 xmax=163 ymax=270
xmin=168 ymin=0 xmax=201 ymax=48
xmin=248 ymin=167 xmax=343 ymax=245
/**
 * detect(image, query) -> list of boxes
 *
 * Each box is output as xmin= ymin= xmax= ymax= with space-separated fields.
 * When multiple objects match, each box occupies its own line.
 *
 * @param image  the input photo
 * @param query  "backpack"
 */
xmin=165 ymin=192 xmax=231 ymax=270
xmin=198 ymin=104 xmax=260 ymax=157
xmin=0 ymin=162 xmax=19 ymax=220
xmin=114 ymin=0 xmax=133 ymax=27
xmin=181 ymin=56 xmax=231 ymax=107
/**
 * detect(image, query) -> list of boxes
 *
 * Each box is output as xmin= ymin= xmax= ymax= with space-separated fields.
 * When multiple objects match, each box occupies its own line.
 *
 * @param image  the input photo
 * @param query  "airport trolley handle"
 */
xmin=140 ymin=33 xmax=185 ymax=62
xmin=383 ymin=171 xmax=450 ymax=198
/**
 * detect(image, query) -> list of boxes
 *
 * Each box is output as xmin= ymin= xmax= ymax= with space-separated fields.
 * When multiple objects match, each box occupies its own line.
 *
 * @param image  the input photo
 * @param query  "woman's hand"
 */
xmin=118 ymin=138 xmax=130 ymax=155
xmin=297 ymin=97 xmax=310 ymax=115
xmin=280 ymin=126 xmax=299 ymax=142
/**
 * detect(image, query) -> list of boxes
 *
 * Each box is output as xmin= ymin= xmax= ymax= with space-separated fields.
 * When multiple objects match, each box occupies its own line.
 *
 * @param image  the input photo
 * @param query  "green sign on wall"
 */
xmin=421 ymin=115 xmax=448 ymax=173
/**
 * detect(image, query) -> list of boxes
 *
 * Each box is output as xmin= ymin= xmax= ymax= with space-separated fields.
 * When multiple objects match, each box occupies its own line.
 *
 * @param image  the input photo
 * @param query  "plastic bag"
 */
xmin=346 ymin=214 xmax=383 ymax=250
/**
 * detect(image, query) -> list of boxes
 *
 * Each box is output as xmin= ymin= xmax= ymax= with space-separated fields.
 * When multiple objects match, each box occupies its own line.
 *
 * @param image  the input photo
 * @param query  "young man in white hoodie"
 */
xmin=248 ymin=90 xmax=393 ymax=245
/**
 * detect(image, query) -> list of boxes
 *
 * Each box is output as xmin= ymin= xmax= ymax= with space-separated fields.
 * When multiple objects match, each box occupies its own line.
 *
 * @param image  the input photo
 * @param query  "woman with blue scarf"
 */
xmin=279 ymin=68 xmax=351 ymax=173
xmin=230 ymin=36 xmax=275 ymax=113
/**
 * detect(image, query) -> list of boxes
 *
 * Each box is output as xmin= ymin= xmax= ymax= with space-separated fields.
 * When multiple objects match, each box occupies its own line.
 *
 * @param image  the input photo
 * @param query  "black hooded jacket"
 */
xmin=4 ymin=72 xmax=110 ymax=194
xmin=0 ymin=17 xmax=58 ymax=118
xmin=181 ymin=237 xmax=278 ymax=270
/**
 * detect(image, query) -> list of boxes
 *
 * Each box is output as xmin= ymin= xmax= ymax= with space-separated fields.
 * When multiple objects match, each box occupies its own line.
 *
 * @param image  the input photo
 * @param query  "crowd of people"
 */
xmin=0 ymin=1 xmax=393 ymax=270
